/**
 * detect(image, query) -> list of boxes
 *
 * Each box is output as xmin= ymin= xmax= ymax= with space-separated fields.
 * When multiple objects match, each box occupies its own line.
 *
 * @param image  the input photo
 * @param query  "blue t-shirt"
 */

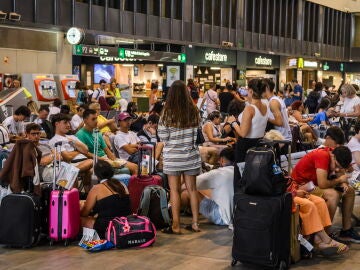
xmin=293 ymin=85 xmax=303 ymax=101
xmin=309 ymin=111 xmax=328 ymax=126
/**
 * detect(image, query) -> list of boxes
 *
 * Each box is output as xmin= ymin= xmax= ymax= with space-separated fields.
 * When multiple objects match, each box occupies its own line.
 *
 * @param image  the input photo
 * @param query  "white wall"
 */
xmin=0 ymin=33 xmax=72 ymax=75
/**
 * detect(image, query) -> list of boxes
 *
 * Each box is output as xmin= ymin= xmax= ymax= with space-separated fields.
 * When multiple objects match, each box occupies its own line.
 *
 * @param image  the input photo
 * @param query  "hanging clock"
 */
xmin=66 ymin=27 xmax=84 ymax=45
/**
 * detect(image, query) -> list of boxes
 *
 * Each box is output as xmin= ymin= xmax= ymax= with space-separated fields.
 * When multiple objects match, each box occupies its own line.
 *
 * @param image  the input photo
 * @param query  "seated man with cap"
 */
xmin=113 ymin=112 xmax=142 ymax=163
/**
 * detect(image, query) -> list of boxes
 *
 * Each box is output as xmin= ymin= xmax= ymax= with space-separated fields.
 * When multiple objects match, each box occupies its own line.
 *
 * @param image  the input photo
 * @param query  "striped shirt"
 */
xmin=158 ymin=124 xmax=201 ymax=172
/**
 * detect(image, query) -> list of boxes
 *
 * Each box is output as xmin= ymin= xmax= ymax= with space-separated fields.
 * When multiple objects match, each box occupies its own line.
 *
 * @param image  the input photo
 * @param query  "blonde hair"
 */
xmin=341 ymin=84 xmax=356 ymax=97
xmin=89 ymin=102 xmax=100 ymax=110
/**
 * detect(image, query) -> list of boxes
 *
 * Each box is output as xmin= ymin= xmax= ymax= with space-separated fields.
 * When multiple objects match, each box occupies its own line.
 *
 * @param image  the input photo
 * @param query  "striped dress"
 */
xmin=158 ymin=124 xmax=201 ymax=173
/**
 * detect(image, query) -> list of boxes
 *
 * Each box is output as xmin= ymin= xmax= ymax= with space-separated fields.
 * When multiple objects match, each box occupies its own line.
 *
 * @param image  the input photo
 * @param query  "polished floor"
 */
xmin=0 ymin=197 xmax=360 ymax=270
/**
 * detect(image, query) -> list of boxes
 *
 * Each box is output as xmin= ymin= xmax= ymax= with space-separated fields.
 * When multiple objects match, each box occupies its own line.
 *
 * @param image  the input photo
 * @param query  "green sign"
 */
xmin=178 ymin=53 xmax=186 ymax=63
xmin=340 ymin=63 xmax=344 ymax=72
xmin=118 ymin=48 xmax=125 ymax=58
xmin=74 ymin=45 xmax=83 ymax=55
xmin=323 ymin=62 xmax=329 ymax=71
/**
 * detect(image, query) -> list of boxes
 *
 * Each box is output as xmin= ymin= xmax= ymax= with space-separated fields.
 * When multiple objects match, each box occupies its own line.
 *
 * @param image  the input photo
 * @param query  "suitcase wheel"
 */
xmin=231 ymin=259 xmax=237 ymax=267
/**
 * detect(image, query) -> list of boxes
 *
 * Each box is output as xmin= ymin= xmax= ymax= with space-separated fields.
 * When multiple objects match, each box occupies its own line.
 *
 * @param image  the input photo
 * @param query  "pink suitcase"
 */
xmin=49 ymin=188 xmax=80 ymax=245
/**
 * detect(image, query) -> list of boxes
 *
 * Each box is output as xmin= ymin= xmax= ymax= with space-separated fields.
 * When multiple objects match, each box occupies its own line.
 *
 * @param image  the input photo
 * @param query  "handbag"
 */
xmin=196 ymin=126 xmax=205 ymax=145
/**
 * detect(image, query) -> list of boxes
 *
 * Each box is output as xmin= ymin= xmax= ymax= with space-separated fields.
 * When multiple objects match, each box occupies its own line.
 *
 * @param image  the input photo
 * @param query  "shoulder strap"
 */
xmin=139 ymin=186 xmax=152 ymax=216
xmin=206 ymin=91 xmax=216 ymax=103
xmin=102 ymin=182 xmax=115 ymax=194
xmin=158 ymin=187 xmax=171 ymax=225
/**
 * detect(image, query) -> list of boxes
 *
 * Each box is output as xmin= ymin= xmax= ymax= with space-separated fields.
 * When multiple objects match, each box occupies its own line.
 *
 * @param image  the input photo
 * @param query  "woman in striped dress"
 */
xmin=158 ymin=80 xmax=202 ymax=234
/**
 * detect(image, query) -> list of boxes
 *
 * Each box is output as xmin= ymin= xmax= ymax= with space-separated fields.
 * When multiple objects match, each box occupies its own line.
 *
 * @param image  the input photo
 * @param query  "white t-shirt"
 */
xmin=2 ymin=116 xmax=25 ymax=135
xmin=340 ymin=96 xmax=360 ymax=114
xmin=204 ymin=89 xmax=218 ymax=114
xmin=196 ymin=166 xmax=234 ymax=225
xmin=71 ymin=114 xmax=83 ymax=131
xmin=92 ymin=88 xmax=106 ymax=100
xmin=48 ymin=106 xmax=61 ymax=120
xmin=49 ymin=134 xmax=87 ymax=160
xmin=347 ymin=136 xmax=360 ymax=170
xmin=114 ymin=130 xmax=140 ymax=160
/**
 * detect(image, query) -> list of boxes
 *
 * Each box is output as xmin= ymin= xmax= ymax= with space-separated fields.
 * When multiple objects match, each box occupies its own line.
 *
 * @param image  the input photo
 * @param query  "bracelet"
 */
xmin=231 ymin=121 xmax=238 ymax=128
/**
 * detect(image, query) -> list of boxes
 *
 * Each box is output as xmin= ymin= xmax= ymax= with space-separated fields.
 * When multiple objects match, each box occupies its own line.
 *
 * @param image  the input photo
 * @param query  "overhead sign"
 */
xmin=186 ymin=46 xmax=237 ymax=66
xmin=254 ymin=56 xmax=272 ymax=66
xmin=288 ymin=58 xmax=297 ymax=67
xmin=246 ymin=52 xmax=279 ymax=68
xmin=205 ymin=51 xmax=228 ymax=62
xmin=74 ymin=45 xmax=185 ymax=63
xmin=304 ymin=60 xmax=318 ymax=68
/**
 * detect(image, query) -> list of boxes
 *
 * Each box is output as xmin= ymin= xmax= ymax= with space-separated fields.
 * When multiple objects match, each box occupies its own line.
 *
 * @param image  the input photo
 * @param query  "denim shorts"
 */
xmin=199 ymin=198 xmax=226 ymax=226
xmin=164 ymin=168 xmax=201 ymax=176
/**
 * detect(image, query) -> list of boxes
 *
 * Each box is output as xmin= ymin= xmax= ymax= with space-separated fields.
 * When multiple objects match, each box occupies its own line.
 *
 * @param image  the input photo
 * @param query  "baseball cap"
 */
xmin=118 ymin=112 xmax=132 ymax=121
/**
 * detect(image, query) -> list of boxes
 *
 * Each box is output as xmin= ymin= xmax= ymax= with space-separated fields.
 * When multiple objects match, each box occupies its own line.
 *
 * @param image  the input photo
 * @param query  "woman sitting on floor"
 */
xmin=80 ymin=160 xmax=131 ymax=238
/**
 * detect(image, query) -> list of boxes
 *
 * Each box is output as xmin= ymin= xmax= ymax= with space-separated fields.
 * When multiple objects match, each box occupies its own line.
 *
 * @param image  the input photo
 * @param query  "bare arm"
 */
xmin=228 ymin=106 xmax=254 ymax=138
xmin=104 ymin=147 xmax=116 ymax=160
xmin=268 ymin=99 xmax=283 ymax=126
xmin=80 ymin=187 xmax=97 ymax=217
xmin=121 ymin=144 xmax=139 ymax=155
xmin=316 ymin=168 xmax=348 ymax=189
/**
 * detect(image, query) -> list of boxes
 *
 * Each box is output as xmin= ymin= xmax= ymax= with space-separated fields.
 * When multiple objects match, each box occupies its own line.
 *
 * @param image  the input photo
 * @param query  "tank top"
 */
xmin=202 ymin=121 xmax=221 ymax=143
xmin=268 ymin=96 xmax=292 ymax=140
xmin=238 ymin=103 xmax=268 ymax=138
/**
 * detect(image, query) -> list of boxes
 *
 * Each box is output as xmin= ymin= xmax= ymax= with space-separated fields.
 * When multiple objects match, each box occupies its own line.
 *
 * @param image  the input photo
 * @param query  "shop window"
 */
xmin=213 ymin=0 xmax=221 ymax=26
xmin=222 ymin=0 xmax=229 ymax=27
xmin=173 ymin=0 xmax=182 ymax=20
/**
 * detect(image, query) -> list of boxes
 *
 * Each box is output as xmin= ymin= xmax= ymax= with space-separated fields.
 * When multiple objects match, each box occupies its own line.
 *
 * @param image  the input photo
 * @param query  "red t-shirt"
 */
xmin=291 ymin=148 xmax=331 ymax=186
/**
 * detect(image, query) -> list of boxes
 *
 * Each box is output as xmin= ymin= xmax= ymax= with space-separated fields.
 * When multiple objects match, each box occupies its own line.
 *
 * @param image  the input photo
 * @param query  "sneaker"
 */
xmin=338 ymin=227 xmax=360 ymax=243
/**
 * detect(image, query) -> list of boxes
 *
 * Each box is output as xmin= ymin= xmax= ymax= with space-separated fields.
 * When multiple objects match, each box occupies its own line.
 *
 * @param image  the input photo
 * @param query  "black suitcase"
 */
xmin=231 ymin=192 xmax=292 ymax=270
xmin=0 ymin=193 xmax=42 ymax=247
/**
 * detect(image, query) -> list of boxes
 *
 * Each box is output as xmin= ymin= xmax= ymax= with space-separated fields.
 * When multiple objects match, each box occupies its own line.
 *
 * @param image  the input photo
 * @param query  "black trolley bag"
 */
xmin=231 ymin=140 xmax=293 ymax=269
xmin=0 ymin=178 xmax=42 ymax=248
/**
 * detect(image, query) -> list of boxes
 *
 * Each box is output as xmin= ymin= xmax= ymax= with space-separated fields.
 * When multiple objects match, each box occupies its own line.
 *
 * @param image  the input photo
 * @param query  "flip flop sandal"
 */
xmin=161 ymin=227 xmax=182 ymax=235
xmin=329 ymin=240 xmax=349 ymax=255
xmin=314 ymin=246 xmax=339 ymax=257
xmin=184 ymin=223 xmax=201 ymax=233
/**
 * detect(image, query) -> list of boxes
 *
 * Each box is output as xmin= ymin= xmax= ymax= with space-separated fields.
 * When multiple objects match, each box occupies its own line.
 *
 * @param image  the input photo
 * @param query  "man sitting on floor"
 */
xmin=76 ymin=109 xmax=137 ymax=175
xmin=291 ymin=145 xmax=360 ymax=243
xmin=181 ymin=148 xmax=234 ymax=226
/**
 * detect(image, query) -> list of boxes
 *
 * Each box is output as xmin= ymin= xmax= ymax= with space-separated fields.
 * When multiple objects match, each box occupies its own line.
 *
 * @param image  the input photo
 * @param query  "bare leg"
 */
xmin=183 ymin=174 xmax=200 ymax=231
xmin=168 ymin=175 xmax=182 ymax=233
xmin=341 ymin=187 xmax=355 ymax=230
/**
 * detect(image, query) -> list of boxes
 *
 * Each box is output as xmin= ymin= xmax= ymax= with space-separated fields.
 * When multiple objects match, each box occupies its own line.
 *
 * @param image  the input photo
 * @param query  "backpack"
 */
xmin=241 ymin=143 xmax=286 ymax=196
xmin=77 ymin=90 xmax=87 ymax=104
xmin=138 ymin=185 xmax=171 ymax=229
xmin=305 ymin=91 xmax=320 ymax=114
xmin=106 ymin=215 xmax=156 ymax=249
xmin=189 ymin=86 xmax=199 ymax=100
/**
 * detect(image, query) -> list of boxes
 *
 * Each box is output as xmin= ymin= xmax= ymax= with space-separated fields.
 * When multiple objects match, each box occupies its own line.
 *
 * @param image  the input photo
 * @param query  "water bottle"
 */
xmin=272 ymin=164 xmax=282 ymax=175
xmin=141 ymin=156 xmax=148 ymax=175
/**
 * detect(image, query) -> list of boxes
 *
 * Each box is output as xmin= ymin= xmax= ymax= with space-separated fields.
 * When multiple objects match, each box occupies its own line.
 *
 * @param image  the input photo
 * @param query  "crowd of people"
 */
xmin=1 ymin=76 xmax=360 ymax=260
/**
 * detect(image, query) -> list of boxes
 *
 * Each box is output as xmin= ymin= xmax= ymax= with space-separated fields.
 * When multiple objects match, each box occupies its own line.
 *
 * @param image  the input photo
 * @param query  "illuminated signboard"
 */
xmin=254 ymin=56 xmax=272 ymax=66
xmin=204 ymin=51 xmax=228 ymax=62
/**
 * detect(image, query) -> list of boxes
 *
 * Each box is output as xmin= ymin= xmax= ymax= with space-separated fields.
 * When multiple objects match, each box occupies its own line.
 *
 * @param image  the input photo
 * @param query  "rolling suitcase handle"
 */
xmin=91 ymin=128 xmax=100 ymax=186
xmin=52 ymin=141 xmax=62 ymax=191
xmin=137 ymin=142 xmax=156 ymax=176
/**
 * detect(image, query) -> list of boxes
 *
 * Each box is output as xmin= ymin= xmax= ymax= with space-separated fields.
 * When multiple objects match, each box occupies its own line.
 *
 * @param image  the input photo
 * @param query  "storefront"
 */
xmin=185 ymin=46 xmax=237 ymax=90
xmin=344 ymin=62 xmax=360 ymax=88
xmin=73 ymin=45 xmax=186 ymax=110
xmin=320 ymin=61 xmax=345 ymax=89
xmin=245 ymin=52 xmax=280 ymax=89
xmin=286 ymin=58 xmax=319 ymax=90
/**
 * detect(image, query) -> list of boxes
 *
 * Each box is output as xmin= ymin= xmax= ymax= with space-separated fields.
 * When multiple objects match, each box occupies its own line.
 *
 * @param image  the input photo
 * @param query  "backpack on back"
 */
xmin=241 ymin=144 xmax=286 ymax=196
xmin=138 ymin=185 xmax=171 ymax=229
